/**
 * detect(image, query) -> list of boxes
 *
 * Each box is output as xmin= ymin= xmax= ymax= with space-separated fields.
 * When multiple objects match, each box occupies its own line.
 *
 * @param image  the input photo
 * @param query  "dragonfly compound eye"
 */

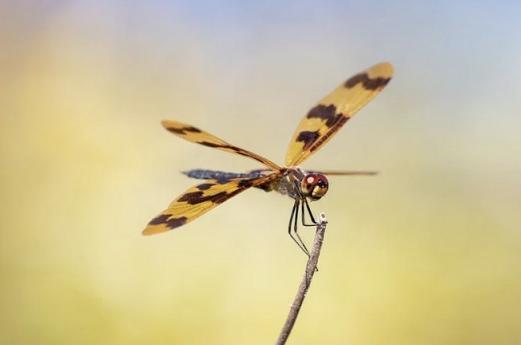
xmin=301 ymin=173 xmax=329 ymax=201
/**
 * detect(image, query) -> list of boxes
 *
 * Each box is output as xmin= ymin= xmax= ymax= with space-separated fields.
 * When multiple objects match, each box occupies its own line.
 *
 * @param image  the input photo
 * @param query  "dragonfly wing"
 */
xmin=162 ymin=120 xmax=281 ymax=170
xmin=143 ymin=172 xmax=279 ymax=235
xmin=285 ymin=62 xmax=393 ymax=166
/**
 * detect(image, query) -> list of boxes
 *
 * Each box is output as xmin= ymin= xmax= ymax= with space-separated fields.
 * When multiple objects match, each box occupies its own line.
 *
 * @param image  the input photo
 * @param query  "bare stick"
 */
xmin=275 ymin=213 xmax=328 ymax=345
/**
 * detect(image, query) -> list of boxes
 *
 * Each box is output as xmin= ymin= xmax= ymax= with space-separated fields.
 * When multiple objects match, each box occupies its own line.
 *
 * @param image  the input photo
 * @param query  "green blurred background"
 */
xmin=2 ymin=1 xmax=520 ymax=344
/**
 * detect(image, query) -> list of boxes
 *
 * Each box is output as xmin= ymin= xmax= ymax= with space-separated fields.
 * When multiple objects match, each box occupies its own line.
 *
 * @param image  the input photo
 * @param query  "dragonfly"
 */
xmin=143 ymin=62 xmax=393 ymax=256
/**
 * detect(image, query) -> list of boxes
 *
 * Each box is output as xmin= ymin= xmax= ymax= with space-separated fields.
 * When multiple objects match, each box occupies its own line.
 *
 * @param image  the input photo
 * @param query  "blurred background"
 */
xmin=1 ymin=1 xmax=520 ymax=344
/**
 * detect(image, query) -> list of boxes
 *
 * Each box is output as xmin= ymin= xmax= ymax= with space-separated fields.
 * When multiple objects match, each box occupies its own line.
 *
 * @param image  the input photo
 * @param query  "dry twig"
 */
xmin=274 ymin=213 xmax=328 ymax=345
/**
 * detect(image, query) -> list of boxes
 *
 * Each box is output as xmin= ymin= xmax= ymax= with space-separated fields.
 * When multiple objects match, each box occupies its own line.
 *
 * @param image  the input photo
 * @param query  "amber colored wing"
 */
xmin=143 ymin=172 xmax=279 ymax=235
xmin=285 ymin=62 xmax=394 ymax=166
xmin=161 ymin=120 xmax=281 ymax=170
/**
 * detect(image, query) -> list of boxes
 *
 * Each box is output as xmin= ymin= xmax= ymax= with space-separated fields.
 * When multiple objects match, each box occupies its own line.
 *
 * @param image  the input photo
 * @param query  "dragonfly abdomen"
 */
xmin=183 ymin=169 xmax=268 ymax=181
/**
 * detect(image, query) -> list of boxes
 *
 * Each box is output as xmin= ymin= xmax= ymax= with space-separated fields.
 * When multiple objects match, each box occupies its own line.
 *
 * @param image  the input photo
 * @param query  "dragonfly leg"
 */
xmin=293 ymin=200 xmax=310 ymax=257
xmin=303 ymin=198 xmax=317 ymax=224
xmin=301 ymin=199 xmax=319 ymax=271
xmin=301 ymin=200 xmax=317 ymax=227
xmin=288 ymin=200 xmax=309 ymax=256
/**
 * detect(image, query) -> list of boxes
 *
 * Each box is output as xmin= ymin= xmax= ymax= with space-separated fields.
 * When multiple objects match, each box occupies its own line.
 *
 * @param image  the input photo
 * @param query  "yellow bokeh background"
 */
xmin=2 ymin=2 xmax=520 ymax=344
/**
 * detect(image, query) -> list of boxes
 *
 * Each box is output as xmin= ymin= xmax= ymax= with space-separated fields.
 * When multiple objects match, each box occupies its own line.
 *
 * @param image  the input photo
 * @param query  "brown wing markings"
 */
xmin=309 ymin=115 xmax=349 ymax=153
xmin=296 ymin=131 xmax=321 ymax=150
xmin=297 ymin=104 xmax=351 ymax=152
xmin=195 ymin=183 xmax=214 ymax=190
xmin=165 ymin=125 xmax=202 ymax=135
xmin=306 ymin=104 xmax=339 ymax=127
xmin=143 ymin=173 xmax=279 ymax=235
xmin=294 ymin=116 xmax=349 ymax=155
xmin=198 ymin=141 xmax=268 ymax=162
xmin=344 ymin=72 xmax=391 ymax=90
xmin=161 ymin=120 xmax=281 ymax=170
xmin=285 ymin=62 xmax=394 ymax=166
xmin=149 ymin=214 xmax=188 ymax=228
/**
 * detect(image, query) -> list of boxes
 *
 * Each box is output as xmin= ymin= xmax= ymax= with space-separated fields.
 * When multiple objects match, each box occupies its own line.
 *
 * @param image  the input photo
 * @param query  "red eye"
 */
xmin=317 ymin=177 xmax=328 ymax=188
xmin=301 ymin=173 xmax=329 ymax=200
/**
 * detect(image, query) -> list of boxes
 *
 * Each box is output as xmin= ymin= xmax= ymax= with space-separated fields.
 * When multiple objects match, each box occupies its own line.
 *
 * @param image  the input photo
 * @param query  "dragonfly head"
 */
xmin=301 ymin=173 xmax=329 ymax=201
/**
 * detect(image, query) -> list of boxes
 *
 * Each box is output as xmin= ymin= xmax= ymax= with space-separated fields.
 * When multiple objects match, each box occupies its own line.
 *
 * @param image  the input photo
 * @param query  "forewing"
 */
xmin=143 ymin=172 xmax=279 ymax=235
xmin=285 ymin=62 xmax=393 ymax=166
xmin=161 ymin=120 xmax=281 ymax=170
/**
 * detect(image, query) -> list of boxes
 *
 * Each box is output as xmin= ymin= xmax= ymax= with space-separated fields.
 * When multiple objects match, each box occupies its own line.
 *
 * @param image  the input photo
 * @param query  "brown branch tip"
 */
xmin=275 ymin=212 xmax=328 ymax=345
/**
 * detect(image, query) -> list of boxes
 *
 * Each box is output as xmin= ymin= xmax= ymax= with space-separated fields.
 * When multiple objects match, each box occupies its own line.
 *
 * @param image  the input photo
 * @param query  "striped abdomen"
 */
xmin=183 ymin=169 xmax=270 ymax=181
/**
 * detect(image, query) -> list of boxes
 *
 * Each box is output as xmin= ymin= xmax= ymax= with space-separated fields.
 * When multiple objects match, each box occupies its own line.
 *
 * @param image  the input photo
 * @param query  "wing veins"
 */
xmin=162 ymin=120 xmax=281 ymax=170
xmin=285 ymin=62 xmax=393 ymax=166
xmin=143 ymin=172 xmax=279 ymax=235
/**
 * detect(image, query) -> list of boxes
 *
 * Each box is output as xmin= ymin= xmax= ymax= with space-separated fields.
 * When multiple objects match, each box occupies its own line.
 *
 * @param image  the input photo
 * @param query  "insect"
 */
xmin=143 ymin=62 xmax=393 ymax=255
